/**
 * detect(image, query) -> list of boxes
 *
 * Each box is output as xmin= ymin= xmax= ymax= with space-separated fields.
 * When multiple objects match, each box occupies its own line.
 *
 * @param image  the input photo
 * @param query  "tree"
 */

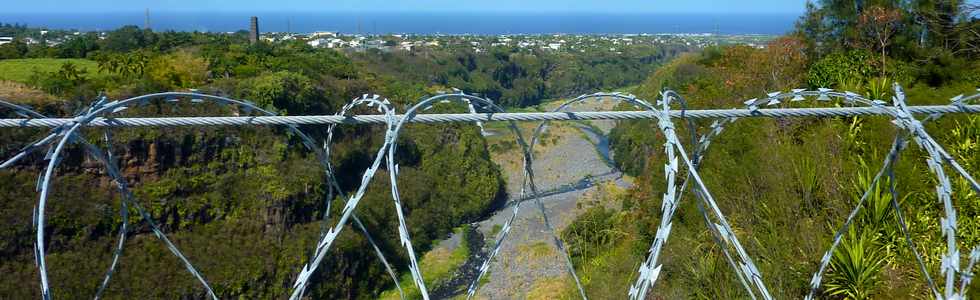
xmin=915 ymin=0 xmax=980 ymax=56
xmin=236 ymin=71 xmax=322 ymax=114
xmin=0 ymin=40 xmax=27 ymax=59
xmin=858 ymin=6 xmax=902 ymax=77
xmin=757 ymin=37 xmax=809 ymax=90
xmin=57 ymin=33 xmax=100 ymax=58
xmin=102 ymin=25 xmax=152 ymax=52
xmin=95 ymin=51 xmax=150 ymax=78
xmin=28 ymin=62 xmax=90 ymax=96
xmin=147 ymin=50 xmax=209 ymax=89
xmin=797 ymin=1 xmax=907 ymax=55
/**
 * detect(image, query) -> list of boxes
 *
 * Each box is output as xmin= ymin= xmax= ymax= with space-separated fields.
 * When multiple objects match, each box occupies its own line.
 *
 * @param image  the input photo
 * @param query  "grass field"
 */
xmin=0 ymin=58 xmax=103 ymax=84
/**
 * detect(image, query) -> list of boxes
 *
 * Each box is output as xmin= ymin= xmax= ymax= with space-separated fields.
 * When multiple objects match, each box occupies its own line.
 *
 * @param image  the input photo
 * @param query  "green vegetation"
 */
xmin=526 ymin=276 xmax=576 ymax=300
xmin=379 ymin=227 xmax=471 ymax=300
xmin=0 ymin=19 xmax=682 ymax=298
xmin=3 ymin=1 xmax=975 ymax=298
xmin=0 ymin=58 xmax=101 ymax=83
xmin=825 ymin=228 xmax=889 ymax=299
xmin=353 ymin=45 xmax=671 ymax=107
xmin=564 ymin=1 xmax=980 ymax=298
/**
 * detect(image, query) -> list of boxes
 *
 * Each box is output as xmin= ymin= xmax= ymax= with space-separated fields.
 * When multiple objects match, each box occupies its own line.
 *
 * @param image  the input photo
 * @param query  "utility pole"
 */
xmin=144 ymin=8 xmax=151 ymax=30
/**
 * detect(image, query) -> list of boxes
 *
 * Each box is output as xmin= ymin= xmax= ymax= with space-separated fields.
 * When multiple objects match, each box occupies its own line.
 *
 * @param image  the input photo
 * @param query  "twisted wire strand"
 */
xmin=0 ymin=99 xmax=58 ymax=169
xmin=2 ymin=105 xmax=980 ymax=128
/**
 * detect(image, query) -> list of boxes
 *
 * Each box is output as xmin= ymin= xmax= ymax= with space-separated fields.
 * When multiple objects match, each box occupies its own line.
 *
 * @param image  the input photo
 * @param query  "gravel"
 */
xmin=427 ymin=101 xmax=632 ymax=299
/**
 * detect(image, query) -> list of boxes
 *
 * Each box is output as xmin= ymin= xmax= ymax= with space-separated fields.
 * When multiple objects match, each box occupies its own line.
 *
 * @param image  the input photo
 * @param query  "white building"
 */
xmin=398 ymin=41 xmax=414 ymax=51
xmin=327 ymin=39 xmax=347 ymax=48
xmin=0 ymin=37 xmax=13 ymax=45
xmin=310 ymin=31 xmax=337 ymax=38
xmin=307 ymin=38 xmax=329 ymax=48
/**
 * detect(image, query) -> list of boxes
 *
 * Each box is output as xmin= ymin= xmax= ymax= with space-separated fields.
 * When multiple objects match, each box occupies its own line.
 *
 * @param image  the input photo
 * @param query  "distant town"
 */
xmin=276 ymin=31 xmax=775 ymax=53
xmin=0 ymin=16 xmax=777 ymax=54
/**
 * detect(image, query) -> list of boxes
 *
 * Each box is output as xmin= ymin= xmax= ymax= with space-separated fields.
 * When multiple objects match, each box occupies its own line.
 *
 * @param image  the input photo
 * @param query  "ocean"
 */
xmin=0 ymin=12 xmax=799 ymax=35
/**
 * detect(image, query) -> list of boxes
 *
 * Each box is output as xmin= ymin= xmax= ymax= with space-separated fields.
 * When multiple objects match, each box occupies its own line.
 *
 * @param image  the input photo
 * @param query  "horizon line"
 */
xmin=1 ymin=10 xmax=805 ymax=15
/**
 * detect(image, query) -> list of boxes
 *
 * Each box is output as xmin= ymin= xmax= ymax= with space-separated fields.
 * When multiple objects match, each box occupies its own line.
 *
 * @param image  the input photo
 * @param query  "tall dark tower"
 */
xmin=249 ymin=16 xmax=260 ymax=44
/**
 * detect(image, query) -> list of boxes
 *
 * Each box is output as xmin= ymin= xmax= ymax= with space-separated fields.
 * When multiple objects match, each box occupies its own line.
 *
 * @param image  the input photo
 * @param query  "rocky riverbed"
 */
xmin=425 ymin=100 xmax=633 ymax=299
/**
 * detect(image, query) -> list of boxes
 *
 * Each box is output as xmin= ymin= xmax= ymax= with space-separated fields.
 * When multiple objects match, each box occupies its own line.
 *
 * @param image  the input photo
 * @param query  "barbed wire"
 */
xmin=294 ymin=95 xmax=405 ymax=299
xmin=2 ymin=85 xmax=980 ymax=300
xmin=469 ymin=92 xmax=666 ymax=300
xmin=2 ymin=105 xmax=980 ymax=128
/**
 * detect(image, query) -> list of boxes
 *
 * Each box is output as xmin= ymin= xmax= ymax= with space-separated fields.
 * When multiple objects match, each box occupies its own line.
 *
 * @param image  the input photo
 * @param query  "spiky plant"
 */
xmin=824 ymin=228 xmax=888 ymax=299
xmin=864 ymin=77 xmax=892 ymax=101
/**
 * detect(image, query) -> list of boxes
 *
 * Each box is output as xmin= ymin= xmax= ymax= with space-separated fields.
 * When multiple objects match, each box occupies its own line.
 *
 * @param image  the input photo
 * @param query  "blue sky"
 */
xmin=4 ymin=0 xmax=807 ymax=14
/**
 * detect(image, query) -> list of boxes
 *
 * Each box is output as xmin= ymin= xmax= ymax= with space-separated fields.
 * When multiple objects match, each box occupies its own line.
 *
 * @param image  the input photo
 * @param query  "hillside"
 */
xmin=560 ymin=2 xmax=980 ymax=298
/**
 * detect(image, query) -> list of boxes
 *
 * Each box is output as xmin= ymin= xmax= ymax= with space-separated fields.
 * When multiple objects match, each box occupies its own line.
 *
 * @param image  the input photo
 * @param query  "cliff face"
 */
xmin=0 ymin=121 xmax=504 ymax=299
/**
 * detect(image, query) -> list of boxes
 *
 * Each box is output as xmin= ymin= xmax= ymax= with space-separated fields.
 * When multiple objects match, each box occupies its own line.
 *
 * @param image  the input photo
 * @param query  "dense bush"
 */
xmin=575 ymin=5 xmax=980 ymax=297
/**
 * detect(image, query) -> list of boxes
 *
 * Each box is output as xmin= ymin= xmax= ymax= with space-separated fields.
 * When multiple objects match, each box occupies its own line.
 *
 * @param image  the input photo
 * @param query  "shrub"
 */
xmin=806 ymin=50 xmax=877 ymax=88
xmin=28 ymin=61 xmax=88 ymax=96
xmin=147 ymin=50 xmax=209 ymax=90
